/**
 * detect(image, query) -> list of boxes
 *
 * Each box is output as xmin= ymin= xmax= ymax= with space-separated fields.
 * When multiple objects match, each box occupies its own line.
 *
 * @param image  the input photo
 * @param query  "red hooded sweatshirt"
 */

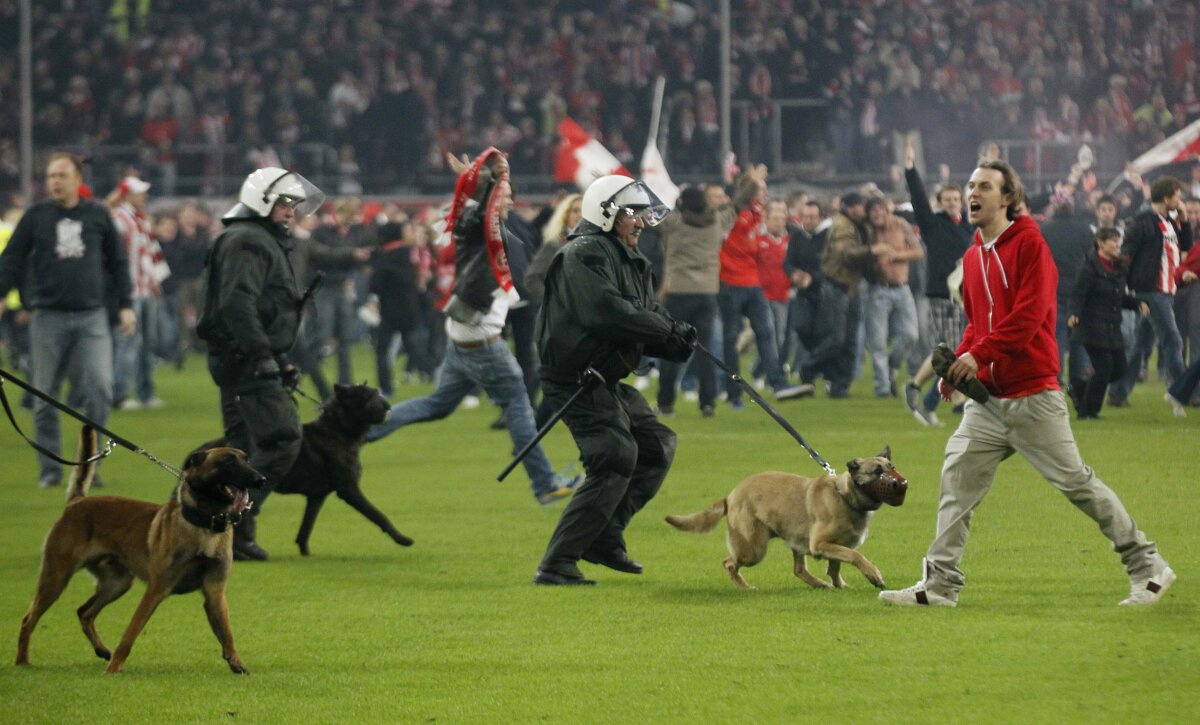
xmin=957 ymin=214 xmax=1060 ymax=398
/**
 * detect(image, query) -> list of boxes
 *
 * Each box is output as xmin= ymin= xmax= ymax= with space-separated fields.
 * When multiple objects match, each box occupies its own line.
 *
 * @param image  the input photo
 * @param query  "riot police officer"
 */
xmin=197 ymin=167 xmax=324 ymax=561
xmin=533 ymin=175 xmax=696 ymax=585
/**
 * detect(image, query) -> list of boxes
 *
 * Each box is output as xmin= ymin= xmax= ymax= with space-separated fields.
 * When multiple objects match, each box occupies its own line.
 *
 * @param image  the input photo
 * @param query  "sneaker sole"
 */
xmin=878 ymin=590 xmax=957 ymax=607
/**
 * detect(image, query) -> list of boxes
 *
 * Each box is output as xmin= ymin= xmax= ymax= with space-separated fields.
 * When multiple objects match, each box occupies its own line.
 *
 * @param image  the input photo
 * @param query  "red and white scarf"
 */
xmin=438 ymin=147 xmax=514 ymax=310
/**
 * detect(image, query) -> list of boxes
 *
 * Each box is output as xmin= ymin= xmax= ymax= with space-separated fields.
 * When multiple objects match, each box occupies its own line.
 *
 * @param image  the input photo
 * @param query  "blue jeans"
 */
xmin=864 ymin=283 xmax=918 ymax=396
xmin=315 ymin=283 xmax=358 ymax=386
xmin=1110 ymin=292 xmax=1185 ymax=400
xmin=114 ymin=296 xmax=161 ymax=403
xmin=366 ymin=338 xmax=559 ymax=496
xmin=1168 ymin=355 xmax=1200 ymax=404
xmin=30 ymin=308 xmax=114 ymax=482
xmin=718 ymin=283 xmax=787 ymax=402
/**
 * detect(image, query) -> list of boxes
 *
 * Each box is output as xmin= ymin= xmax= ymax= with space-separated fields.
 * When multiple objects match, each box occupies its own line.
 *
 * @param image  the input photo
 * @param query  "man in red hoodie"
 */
xmin=879 ymin=159 xmax=1174 ymax=608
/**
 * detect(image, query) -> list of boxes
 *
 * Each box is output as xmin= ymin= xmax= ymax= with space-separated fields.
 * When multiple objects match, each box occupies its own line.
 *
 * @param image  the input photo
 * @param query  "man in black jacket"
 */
xmin=0 ymin=152 xmax=135 ymax=488
xmin=901 ymin=140 xmax=972 ymax=424
xmin=1042 ymin=200 xmax=1096 ymax=388
xmin=197 ymin=166 xmax=324 ymax=561
xmin=533 ymin=175 xmax=694 ymax=586
xmin=1108 ymin=176 xmax=1193 ymax=406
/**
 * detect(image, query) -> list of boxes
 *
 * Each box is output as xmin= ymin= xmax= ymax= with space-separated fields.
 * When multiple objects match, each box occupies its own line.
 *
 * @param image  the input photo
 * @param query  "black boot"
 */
xmin=233 ymin=513 xmax=269 ymax=562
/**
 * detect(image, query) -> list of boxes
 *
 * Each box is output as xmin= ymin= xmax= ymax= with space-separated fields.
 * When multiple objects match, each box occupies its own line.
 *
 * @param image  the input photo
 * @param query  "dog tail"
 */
xmin=65 ymin=425 xmax=99 ymax=503
xmin=664 ymin=498 xmax=727 ymax=534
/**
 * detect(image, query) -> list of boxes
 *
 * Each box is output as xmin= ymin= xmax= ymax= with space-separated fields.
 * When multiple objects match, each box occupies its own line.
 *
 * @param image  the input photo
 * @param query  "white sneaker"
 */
xmin=682 ymin=391 xmax=699 ymax=402
xmin=144 ymin=397 xmax=166 ymax=410
xmin=634 ymin=375 xmax=650 ymax=391
xmin=878 ymin=582 xmax=957 ymax=607
xmin=775 ymin=384 xmax=815 ymax=401
xmin=926 ymin=411 xmax=943 ymax=427
xmin=461 ymin=395 xmax=481 ymax=409
xmin=1119 ymin=566 xmax=1176 ymax=606
xmin=1164 ymin=393 xmax=1187 ymax=417
xmin=118 ymin=398 xmax=143 ymax=411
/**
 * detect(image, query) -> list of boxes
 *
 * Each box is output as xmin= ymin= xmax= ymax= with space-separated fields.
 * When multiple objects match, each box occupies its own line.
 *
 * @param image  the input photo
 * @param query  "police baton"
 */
xmin=496 ymin=366 xmax=606 ymax=482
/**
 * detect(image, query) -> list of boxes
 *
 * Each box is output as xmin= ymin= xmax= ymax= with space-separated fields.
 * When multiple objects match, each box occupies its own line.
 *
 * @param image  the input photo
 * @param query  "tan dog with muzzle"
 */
xmin=666 ymin=446 xmax=907 ymax=590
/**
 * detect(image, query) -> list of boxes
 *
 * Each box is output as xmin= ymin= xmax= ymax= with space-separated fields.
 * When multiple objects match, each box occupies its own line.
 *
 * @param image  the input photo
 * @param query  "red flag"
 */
xmin=1130 ymin=119 xmax=1200 ymax=175
xmin=554 ymin=118 xmax=630 ymax=189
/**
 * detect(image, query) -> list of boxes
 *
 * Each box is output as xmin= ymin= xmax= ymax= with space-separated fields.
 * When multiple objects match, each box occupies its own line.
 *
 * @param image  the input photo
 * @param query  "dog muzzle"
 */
xmin=862 ymin=470 xmax=908 ymax=507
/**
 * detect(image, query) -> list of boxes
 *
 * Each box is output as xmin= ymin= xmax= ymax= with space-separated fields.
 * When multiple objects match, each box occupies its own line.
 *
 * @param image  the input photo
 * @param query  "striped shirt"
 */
xmin=111 ymin=202 xmax=169 ymax=299
xmin=1156 ymin=214 xmax=1180 ymax=295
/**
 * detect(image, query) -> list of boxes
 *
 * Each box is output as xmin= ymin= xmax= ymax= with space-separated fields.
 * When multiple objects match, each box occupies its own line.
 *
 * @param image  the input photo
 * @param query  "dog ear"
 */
xmin=878 ymin=445 xmax=891 ymax=461
xmin=184 ymin=450 xmax=209 ymax=470
xmin=846 ymin=459 xmax=860 ymax=474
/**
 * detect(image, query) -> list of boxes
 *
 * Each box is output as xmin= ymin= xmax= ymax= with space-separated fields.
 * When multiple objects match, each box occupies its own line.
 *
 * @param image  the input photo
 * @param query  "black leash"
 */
xmin=692 ymin=343 xmax=836 ymax=476
xmin=290 ymin=383 xmax=326 ymax=410
xmin=0 ymin=366 xmax=182 ymax=478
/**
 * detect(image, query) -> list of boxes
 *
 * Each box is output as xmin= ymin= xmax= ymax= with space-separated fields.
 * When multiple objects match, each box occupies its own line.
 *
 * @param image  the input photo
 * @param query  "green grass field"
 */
xmin=0 ymin=348 xmax=1195 ymax=723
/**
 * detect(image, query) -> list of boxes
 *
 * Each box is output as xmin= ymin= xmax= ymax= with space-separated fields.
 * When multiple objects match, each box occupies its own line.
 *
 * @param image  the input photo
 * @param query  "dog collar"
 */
xmin=181 ymin=504 xmax=243 ymax=533
xmin=850 ymin=494 xmax=884 ymax=513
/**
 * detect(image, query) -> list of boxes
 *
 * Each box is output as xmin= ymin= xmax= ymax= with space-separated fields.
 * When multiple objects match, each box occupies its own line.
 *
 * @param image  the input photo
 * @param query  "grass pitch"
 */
xmin=0 ymin=349 xmax=1195 ymax=723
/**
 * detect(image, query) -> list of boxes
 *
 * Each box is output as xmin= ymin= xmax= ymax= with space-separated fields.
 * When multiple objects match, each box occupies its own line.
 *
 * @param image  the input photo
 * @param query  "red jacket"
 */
xmin=719 ymin=200 xmax=763 ymax=286
xmin=957 ymin=214 xmax=1060 ymax=398
xmin=1177 ymin=243 xmax=1200 ymax=284
xmin=756 ymin=229 xmax=791 ymax=302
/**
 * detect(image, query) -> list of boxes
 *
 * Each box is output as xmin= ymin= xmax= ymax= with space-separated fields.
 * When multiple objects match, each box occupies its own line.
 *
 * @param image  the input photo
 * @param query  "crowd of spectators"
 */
xmin=1 ymin=0 xmax=1198 ymax=196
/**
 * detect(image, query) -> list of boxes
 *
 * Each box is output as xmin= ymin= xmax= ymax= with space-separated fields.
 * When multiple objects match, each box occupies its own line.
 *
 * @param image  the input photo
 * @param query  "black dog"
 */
xmin=203 ymin=384 xmax=414 ymax=555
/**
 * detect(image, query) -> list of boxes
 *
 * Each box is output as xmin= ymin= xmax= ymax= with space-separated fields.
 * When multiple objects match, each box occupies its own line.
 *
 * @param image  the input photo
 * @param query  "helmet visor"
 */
xmin=268 ymin=171 xmax=326 ymax=218
xmin=611 ymin=181 xmax=669 ymax=227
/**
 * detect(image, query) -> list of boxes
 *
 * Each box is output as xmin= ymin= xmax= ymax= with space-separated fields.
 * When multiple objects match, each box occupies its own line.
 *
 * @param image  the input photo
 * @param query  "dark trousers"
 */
xmin=657 ymin=293 xmax=718 ymax=409
xmin=208 ymin=354 xmax=303 ymax=528
xmin=374 ymin=323 xmax=432 ymax=395
xmin=508 ymin=304 xmax=539 ymax=405
xmin=799 ymin=281 xmax=860 ymax=395
xmin=1076 ymin=345 xmax=1127 ymax=417
xmin=538 ymin=381 xmax=676 ymax=574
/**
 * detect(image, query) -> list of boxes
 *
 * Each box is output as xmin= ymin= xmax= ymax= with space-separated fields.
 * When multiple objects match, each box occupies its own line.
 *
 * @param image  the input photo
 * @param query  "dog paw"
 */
xmin=95 ymin=647 xmax=112 ymax=661
xmin=228 ymin=662 xmax=250 ymax=675
xmin=394 ymin=534 xmax=414 ymax=547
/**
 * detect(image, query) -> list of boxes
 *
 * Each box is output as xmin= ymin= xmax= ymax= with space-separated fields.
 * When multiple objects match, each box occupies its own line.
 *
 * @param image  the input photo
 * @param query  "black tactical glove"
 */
xmin=670 ymin=319 xmax=699 ymax=348
xmin=280 ymin=363 xmax=301 ymax=389
xmin=253 ymin=357 xmax=281 ymax=380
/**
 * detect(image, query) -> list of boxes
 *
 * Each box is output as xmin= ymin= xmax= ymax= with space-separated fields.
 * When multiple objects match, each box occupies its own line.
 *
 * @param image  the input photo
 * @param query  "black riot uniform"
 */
xmin=534 ymin=217 xmax=694 ymax=584
xmin=197 ymin=215 xmax=303 ymax=560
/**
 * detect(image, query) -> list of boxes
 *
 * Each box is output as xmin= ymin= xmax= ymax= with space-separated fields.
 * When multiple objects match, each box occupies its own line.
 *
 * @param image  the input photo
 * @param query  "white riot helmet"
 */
xmin=223 ymin=167 xmax=325 ymax=220
xmin=580 ymin=175 xmax=669 ymax=233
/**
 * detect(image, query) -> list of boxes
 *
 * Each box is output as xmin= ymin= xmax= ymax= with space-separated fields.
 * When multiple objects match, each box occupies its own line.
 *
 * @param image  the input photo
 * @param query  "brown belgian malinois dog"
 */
xmin=666 ymin=446 xmax=907 ymax=590
xmin=16 ymin=426 xmax=264 ymax=674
